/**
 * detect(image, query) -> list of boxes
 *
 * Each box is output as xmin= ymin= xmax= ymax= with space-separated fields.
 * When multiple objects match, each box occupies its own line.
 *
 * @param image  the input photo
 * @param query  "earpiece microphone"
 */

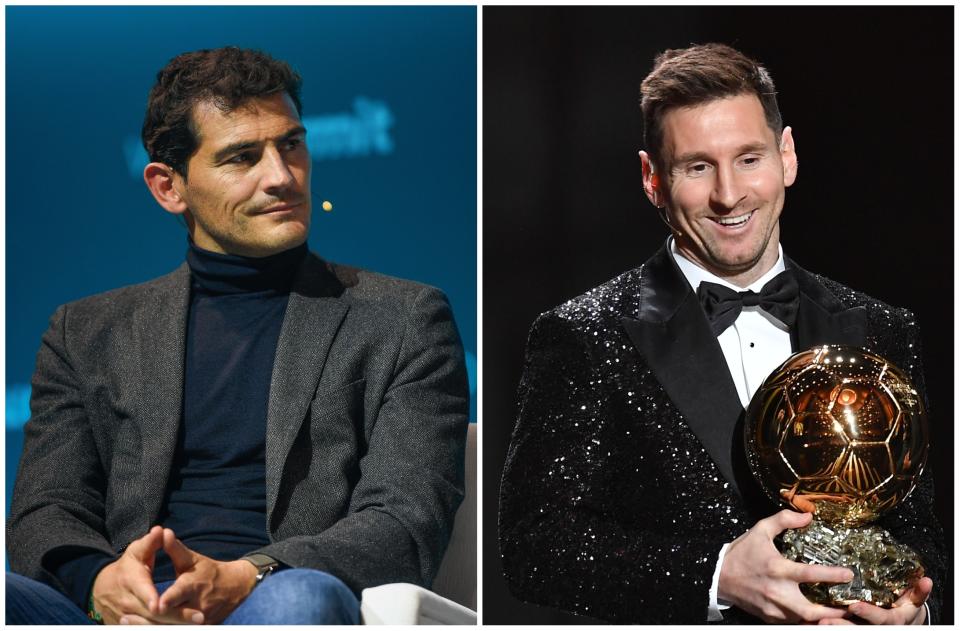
xmin=649 ymin=171 xmax=681 ymax=238
xmin=310 ymin=190 xmax=334 ymax=212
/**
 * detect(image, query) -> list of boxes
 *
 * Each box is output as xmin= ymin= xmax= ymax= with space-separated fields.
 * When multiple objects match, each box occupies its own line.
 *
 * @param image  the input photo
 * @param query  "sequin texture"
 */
xmin=498 ymin=248 xmax=946 ymax=624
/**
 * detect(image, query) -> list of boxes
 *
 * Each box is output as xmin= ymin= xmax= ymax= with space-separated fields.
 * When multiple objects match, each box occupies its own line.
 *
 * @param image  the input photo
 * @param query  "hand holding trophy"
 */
xmin=744 ymin=345 xmax=928 ymax=607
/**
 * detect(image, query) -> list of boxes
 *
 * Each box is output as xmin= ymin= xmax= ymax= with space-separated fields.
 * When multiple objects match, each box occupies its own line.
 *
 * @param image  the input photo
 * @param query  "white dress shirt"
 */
xmin=670 ymin=239 xmax=793 ymax=408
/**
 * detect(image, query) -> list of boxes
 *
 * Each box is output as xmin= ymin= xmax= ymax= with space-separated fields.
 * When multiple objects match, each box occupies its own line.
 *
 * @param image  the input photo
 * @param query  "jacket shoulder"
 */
xmin=306 ymin=257 xmax=453 ymax=334
xmin=535 ymin=266 xmax=645 ymax=332
xmin=303 ymin=254 xmax=456 ymax=337
xmin=326 ymin=259 xmax=444 ymax=306
xmin=55 ymin=265 xmax=187 ymax=320
xmin=806 ymin=272 xmax=917 ymax=324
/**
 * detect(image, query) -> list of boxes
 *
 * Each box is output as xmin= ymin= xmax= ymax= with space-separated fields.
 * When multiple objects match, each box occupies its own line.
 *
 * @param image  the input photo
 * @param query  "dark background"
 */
xmin=483 ymin=6 xmax=953 ymax=624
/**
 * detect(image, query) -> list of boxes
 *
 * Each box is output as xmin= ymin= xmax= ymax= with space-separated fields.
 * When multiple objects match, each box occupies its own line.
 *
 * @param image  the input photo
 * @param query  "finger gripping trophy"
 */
xmin=744 ymin=345 xmax=928 ymax=606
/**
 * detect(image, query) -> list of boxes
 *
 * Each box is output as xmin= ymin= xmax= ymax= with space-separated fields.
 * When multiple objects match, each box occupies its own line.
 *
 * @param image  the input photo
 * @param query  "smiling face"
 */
xmin=654 ymin=93 xmax=797 ymax=286
xmin=173 ymin=92 xmax=311 ymax=257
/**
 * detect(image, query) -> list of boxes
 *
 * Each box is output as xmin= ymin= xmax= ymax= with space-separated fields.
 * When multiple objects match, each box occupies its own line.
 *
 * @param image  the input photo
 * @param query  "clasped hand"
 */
xmin=91 ymin=526 xmax=258 ymax=624
xmin=719 ymin=510 xmax=930 ymax=625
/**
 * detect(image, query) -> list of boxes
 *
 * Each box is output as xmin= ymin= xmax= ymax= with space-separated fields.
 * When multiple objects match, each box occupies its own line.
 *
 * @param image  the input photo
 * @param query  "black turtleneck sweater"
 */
xmin=54 ymin=241 xmax=307 ymax=607
xmin=152 ymin=240 xmax=306 ymax=580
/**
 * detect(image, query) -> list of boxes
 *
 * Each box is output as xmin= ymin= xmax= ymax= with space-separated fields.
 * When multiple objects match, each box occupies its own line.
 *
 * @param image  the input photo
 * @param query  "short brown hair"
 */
xmin=141 ymin=47 xmax=303 ymax=178
xmin=640 ymin=43 xmax=782 ymax=171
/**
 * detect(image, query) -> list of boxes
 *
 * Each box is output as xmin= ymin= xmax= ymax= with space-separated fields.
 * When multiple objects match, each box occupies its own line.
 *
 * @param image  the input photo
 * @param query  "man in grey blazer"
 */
xmin=6 ymin=47 xmax=468 ymax=625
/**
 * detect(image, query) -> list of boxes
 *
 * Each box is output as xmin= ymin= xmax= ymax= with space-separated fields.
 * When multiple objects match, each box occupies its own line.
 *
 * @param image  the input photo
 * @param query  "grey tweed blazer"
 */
xmin=7 ymin=252 xmax=469 ymax=596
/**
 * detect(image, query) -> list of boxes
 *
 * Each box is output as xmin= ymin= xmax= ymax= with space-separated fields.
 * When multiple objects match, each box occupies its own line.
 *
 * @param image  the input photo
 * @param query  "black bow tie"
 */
xmin=697 ymin=270 xmax=799 ymax=336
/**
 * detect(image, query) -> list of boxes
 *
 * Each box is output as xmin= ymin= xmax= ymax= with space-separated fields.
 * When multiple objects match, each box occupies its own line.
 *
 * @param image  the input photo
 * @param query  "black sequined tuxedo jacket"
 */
xmin=499 ymin=242 xmax=945 ymax=624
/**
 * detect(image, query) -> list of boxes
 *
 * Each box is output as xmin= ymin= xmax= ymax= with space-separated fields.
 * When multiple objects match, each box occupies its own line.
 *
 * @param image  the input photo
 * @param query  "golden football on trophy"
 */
xmin=745 ymin=345 xmax=928 ymax=525
xmin=744 ymin=345 xmax=928 ymax=606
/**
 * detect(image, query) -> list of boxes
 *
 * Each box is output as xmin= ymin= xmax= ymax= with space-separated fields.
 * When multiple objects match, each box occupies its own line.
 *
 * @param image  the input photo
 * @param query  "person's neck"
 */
xmin=710 ymin=262 xmax=775 ymax=289
xmin=674 ymin=243 xmax=780 ymax=289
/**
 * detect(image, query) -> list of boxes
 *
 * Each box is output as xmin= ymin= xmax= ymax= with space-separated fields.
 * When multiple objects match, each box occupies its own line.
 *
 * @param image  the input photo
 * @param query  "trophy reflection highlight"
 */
xmin=744 ymin=345 xmax=928 ymax=607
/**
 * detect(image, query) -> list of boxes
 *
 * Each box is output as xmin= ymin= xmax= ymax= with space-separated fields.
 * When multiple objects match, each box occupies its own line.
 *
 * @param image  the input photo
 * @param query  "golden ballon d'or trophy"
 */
xmin=744 ymin=345 xmax=928 ymax=607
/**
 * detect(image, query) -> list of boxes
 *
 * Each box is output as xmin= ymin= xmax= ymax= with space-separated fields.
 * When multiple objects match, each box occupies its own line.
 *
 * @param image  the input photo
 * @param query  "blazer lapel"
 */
xmin=621 ymin=244 xmax=746 ymax=494
xmin=264 ymin=254 xmax=349 ymax=528
xmin=620 ymin=249 xmax=871 ymax=498
xmin=787 ymin=258 xmax=868 ymax=351
xmin=134 ymin=264 xmax=191 ymax=525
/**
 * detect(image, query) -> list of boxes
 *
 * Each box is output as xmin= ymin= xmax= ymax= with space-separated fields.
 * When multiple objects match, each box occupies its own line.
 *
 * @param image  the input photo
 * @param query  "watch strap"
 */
xmin=242 ymin=553 xmax=280 ymax=585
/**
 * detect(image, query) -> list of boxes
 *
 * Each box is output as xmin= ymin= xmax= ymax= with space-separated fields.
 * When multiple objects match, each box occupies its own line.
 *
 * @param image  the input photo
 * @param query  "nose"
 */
xmin=260 ymin=145 xmax=296 ymax=192
xmin=710 ymin=164 xmax=747 ymax=212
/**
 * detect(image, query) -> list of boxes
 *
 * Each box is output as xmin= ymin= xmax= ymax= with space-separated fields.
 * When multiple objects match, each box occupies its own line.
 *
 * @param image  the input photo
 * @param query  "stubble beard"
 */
xmin=687 ymin=215 xmax=779 ymax=285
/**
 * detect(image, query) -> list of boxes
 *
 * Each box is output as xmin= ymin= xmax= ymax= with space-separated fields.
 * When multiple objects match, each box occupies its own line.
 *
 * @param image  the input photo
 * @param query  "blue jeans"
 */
xmin=6 ymin=569 xmax=359 ymax=625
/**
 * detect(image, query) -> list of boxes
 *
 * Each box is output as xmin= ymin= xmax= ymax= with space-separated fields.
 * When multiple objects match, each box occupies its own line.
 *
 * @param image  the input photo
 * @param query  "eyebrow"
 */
xmin=673 ymin=142 xmax=770 ymax=166
xmin=211 ymin=124 xmax=307 ymax=164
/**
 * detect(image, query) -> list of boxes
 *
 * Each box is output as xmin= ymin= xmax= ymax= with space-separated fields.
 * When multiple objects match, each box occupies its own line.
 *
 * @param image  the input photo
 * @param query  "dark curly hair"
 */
xmin=141 ymin=47 xmax=303 ymax=178
xmin=640 ymin=43 xmax=782 ymax=172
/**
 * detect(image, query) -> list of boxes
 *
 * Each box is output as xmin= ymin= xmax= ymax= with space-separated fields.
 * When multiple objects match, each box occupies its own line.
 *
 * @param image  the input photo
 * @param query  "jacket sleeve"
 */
xmin=6 ymin=304 xmax=119 ymax=597
xmin=249 ymin=286 xmax=469 ymax=595
xmin=874 ymin=314 xmax=946 ymax=624
xmin=499 ymin=311 xmax=728 ymax=624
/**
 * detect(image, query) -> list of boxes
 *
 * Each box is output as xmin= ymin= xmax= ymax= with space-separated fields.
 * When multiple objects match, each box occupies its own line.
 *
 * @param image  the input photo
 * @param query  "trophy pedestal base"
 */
xmin=777 ymin=518 xmax=924 ymax=607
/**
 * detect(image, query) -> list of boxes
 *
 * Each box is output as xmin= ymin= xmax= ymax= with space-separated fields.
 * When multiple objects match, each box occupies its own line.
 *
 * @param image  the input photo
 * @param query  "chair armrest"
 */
xmin=360 ymin=583 xmax=477 ymax=625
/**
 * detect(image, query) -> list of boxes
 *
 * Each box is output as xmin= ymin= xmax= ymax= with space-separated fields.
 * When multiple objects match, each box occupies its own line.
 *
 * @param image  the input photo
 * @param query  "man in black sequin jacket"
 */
xmin=499 ymin=43 xmax=945 ymax=624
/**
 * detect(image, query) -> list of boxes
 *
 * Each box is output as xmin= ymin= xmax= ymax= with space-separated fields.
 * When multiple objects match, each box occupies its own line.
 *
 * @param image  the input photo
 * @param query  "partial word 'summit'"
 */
xmin=123 ymin=97 xmax=395 ymax=179
xmin=303 ymin=97 xmax=394 ymax=160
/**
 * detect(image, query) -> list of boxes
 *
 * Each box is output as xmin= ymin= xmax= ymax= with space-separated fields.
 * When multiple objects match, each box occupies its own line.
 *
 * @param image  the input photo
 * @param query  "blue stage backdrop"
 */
xmin=5 ymin=6 xmax=477 ymax=515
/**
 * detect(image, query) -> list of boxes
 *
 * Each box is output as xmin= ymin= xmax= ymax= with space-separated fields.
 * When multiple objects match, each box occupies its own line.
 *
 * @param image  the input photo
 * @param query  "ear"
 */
xmin=780 ymin=126 xmax=798 ymax=188
xmin=639 ymin=150 xmax=661 ymax=208
xmin=143 ymin=162 xmax=189 ymax=215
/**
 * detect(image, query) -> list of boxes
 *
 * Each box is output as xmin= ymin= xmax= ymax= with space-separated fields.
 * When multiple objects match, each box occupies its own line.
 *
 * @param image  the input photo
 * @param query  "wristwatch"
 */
xmin=242 ymin=553 xmax=280 ymax=585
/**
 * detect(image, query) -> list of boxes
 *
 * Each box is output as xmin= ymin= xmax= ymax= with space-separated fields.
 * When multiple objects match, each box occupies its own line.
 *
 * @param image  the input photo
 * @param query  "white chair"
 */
xmin=360 ymin=423 xmax=477 ymax=624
